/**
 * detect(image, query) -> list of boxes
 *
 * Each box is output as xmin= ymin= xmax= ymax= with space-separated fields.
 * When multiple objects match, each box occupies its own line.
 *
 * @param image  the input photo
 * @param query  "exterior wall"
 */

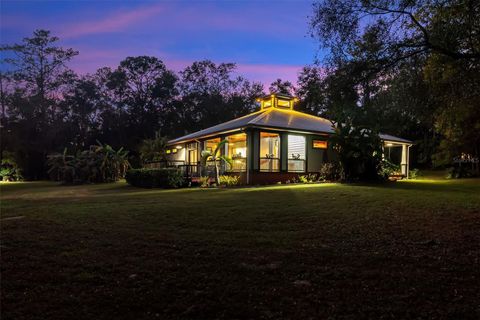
xmin=168 ymin=130 xmax=339 ymax=185
xmin=306 ymin=134 xmax=331 ymax=172
xmin=280 ymin=132 xmax=288 ymax=172
xmin=250 ymin=130 xmax=260 ymax=171
xmin=245 ymin=130 xmax=334 ymax=184
xmin=166 ymin=144 xmax=186 ymax=163
xmin=249 ymin=172 xmax=303 ymax=185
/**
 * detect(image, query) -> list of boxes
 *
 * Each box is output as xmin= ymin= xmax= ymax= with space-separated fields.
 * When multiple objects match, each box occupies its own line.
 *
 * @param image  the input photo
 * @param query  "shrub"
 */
xmin=409 ymin=168 xmax=420 ymax=179
xmin=319 ymin=162 xmax=342 ymax=181
xmin=446 ymin=166 xmax=476 ymax=179
xmin=0 ymin=153 xmax=23 ymax=181
xmin=299 ymin=174 xmax=318 ymax=183
xmin=199 ymin=176 xmax=210 ymax=188
xmin=298 ymin=175 xmax=308 ymax=183
xmin=125 ymin=168 xmax=184 ymax=188
xmin=219 ymin=175 xmax=240 ymax=187
xmin=379 ymin=160 xmax=401 ymax=179
xmin=47 ymin=142 xmax=130 ymax=184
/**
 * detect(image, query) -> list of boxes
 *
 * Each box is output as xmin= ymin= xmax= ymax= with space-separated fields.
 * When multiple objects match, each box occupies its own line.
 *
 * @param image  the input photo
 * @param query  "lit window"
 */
xmin=288 ymin=135 xmax=306 ymax=172
xmin=277 ymin=99 xmax=290 ymax=108
xmin=313 ymin=140 xmax=328 ymax=149
xmin=260 ymin=132 xmax=280 ymax=172
xmin=172 ymin=148 xmax=177 ymax=153
xmin=226 ymin=133 xmax=247 ymax=172
xmin=166 ymin=149 xmax=171 ymax=154
xmin=204 ymin=138 xmax=221 ymax=153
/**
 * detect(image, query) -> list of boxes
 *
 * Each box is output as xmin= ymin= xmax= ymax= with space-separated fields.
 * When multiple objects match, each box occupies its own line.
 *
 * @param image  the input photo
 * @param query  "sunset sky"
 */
xmin=1 ymin=0 xmax=322 ymax=87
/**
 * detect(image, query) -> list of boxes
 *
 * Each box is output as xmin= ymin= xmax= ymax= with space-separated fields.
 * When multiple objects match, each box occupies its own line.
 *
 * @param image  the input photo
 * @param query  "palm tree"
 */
xmin=47 ymin=148 xmax=76 ymax=183
xmin=200 ymin=139 xmax=232 ymax=185
xmin=139 ymin=131 xmax=167 ymax=164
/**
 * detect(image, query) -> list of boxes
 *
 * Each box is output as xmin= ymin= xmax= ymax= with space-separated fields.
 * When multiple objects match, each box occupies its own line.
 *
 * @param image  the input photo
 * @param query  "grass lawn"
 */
xmin=1 ymin=178 xmax=479 ymax=319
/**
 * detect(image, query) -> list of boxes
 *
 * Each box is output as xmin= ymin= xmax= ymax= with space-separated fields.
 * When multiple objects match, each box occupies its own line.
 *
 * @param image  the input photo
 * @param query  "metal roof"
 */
xmin=168 ymin=107 xmax=412 ymax=145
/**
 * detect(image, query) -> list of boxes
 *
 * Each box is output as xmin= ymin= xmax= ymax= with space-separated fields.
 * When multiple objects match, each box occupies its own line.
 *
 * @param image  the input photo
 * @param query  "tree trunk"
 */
xmin=215 ymin=160 xmax=220 ymax=185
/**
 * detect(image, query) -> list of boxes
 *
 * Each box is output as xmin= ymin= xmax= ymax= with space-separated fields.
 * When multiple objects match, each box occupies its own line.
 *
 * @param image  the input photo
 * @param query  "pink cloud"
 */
xmin=68 ymin=46 xmax=304 ymax=88
xmin=59 ymin=4 xmax=164 ymax=39
xmin=162 ymin=59 xmax=303 ymax=87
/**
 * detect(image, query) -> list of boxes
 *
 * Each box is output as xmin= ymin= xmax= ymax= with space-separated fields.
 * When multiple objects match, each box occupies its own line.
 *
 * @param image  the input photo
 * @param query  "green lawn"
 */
xmin=1 ymin=179 xmax=479 ymax=320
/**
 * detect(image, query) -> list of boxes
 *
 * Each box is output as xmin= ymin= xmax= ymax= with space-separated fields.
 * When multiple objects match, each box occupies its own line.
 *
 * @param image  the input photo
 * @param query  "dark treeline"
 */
xmin=0 ymin=30 xmax=266 ymax=179
xmin=1 ymin=0 xmax=479 ymax=180
xmin=308 ymin=0 xmax=480 ymax=169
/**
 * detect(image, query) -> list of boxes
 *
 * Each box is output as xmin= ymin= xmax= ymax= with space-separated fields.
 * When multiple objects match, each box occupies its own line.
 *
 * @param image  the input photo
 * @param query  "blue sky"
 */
xmin=1 ymin=0 xmax=322 ymax=86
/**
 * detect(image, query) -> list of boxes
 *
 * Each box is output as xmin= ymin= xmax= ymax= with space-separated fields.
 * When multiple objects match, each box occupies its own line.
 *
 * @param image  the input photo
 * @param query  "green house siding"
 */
xmin=280 ymin=132 xmax=289 ymax=172
xmin=249 ymin=130 xmax=260 ymax=171
xmin=306 ymin=134 xmax=329 ymax=172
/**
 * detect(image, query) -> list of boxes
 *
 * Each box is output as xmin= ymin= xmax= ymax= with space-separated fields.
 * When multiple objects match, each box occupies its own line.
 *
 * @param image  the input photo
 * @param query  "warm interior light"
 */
xmin=277 ymin=99 xmax=290 ymax=108
xmin=313 ymin=140 xmax=328 ymax=149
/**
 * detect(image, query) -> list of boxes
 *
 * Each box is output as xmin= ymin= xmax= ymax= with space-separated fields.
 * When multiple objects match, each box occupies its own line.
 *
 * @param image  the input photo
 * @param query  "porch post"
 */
xmin=401 ymin=144 xmax=408 ymax=178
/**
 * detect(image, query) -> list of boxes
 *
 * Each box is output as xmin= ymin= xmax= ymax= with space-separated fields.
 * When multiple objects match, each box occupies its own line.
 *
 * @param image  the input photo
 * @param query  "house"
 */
xmin=165 ymin=93 xmax=412 ymax=184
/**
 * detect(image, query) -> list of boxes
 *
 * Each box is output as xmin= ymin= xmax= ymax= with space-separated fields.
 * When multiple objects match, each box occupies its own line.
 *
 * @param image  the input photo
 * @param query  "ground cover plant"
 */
xmin=1 ymin=177 xmax=479 ymax=320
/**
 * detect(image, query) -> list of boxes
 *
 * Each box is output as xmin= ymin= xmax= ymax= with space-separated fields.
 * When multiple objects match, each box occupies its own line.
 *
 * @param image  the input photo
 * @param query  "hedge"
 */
xmin=125 ymin=168 xmax=184 ymax=188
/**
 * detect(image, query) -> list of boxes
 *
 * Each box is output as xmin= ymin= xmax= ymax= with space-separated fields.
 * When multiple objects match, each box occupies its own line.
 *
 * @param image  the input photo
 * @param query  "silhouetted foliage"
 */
xmin=1 ymin=32 xmax=263 ymax=179
xmin=308 ymin=0 xmax=480 ymax=171
xmin=47 ymin=142 xmax=129 ymax=184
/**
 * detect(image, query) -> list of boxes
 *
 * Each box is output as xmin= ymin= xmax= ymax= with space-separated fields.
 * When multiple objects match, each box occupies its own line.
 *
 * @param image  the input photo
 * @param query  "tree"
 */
xmin=311 ymin=0 xmax=480 ymax=68
xmin=329 ymin=109 xmax=383 ymax=182
xmin=106 ymin=56 xmax=178 ymax=148
xmin=47 ymin=142 xmax=130 ymax=184
xmin=61 ymin=76 xmax=104 ymax=150
xmin=177 ymin=60 xmax=263 ymax=134
xmin=310 ymin=0 xmax=480 ymax=169
xmin=269 ymin=78 xmax=295 ymax=95
xmin=1 ymin=29 xmax=78 ymax=179
xmin=139 ymin=132 xmax=167 ymax=164
xmin=200 ymin=139 xmax=232 ymax=185
xmin=295 ymin=66 xmax=327 ymax=116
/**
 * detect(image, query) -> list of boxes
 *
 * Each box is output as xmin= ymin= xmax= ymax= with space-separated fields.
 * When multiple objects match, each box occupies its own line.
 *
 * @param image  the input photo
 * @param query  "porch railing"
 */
xmin=144 ymin=158 xmax=246 ymax=180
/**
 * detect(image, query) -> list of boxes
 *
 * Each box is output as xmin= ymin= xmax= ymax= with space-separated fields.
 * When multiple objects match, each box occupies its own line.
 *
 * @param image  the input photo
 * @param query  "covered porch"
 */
xmin=383 ymin=140 xmax=412 ymax=179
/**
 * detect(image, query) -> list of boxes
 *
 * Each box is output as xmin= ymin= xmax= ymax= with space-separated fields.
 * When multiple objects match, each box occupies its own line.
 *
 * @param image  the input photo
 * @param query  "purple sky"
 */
xmin=1 ymin=0 xmax=322 ymax=87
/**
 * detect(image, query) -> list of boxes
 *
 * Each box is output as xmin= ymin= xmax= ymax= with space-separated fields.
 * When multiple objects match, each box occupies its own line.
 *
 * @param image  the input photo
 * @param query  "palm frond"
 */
xmin=213 ymin=139 xmax=228 ymax=157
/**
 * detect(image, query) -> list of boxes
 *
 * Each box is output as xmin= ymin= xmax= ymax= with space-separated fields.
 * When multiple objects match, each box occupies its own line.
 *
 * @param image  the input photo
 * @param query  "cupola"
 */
xmin=257 ymin=93 xmax=298 ymax=111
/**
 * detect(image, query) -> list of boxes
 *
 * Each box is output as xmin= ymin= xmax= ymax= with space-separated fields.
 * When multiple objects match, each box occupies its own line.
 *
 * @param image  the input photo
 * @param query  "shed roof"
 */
xmin=168 ymin=107 xmax=412 ymax=145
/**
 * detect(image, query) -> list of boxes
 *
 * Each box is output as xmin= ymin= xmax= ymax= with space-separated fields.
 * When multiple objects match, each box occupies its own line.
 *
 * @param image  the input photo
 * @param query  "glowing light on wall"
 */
xmin=312 ymin=140 xmax=328 ymax=149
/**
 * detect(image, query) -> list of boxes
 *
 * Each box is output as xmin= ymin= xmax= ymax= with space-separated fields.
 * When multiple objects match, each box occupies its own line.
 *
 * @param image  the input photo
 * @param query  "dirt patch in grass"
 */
xmin=1 ymin=180 xmax=480 ymax=319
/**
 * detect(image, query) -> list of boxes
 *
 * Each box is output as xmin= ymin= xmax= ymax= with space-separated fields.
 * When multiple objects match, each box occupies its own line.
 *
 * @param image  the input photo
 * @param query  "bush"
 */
xmin=199 ymin=176 xmax=210 ymax=188
xmin=446 ymin=166 xmax=476 ymax=179
xmin=0 ymin=153 xmax=23 ymax=181
xmin=319 ymin=162 xmax=342 ymax=181
xmin=125 ymin=168 xmax=184 ymax=188
xmin=219 ymin=175 xmax=240 ymax=187
xmin=379 ymin=160 xmax=401 ymax=179
xmin=47 ymin=142 xmax=130 ymax=184
xmin=409 ymin=168 xmax=420 ymax=179
xmin=299 ymin=174 xmax=318 ymax=183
